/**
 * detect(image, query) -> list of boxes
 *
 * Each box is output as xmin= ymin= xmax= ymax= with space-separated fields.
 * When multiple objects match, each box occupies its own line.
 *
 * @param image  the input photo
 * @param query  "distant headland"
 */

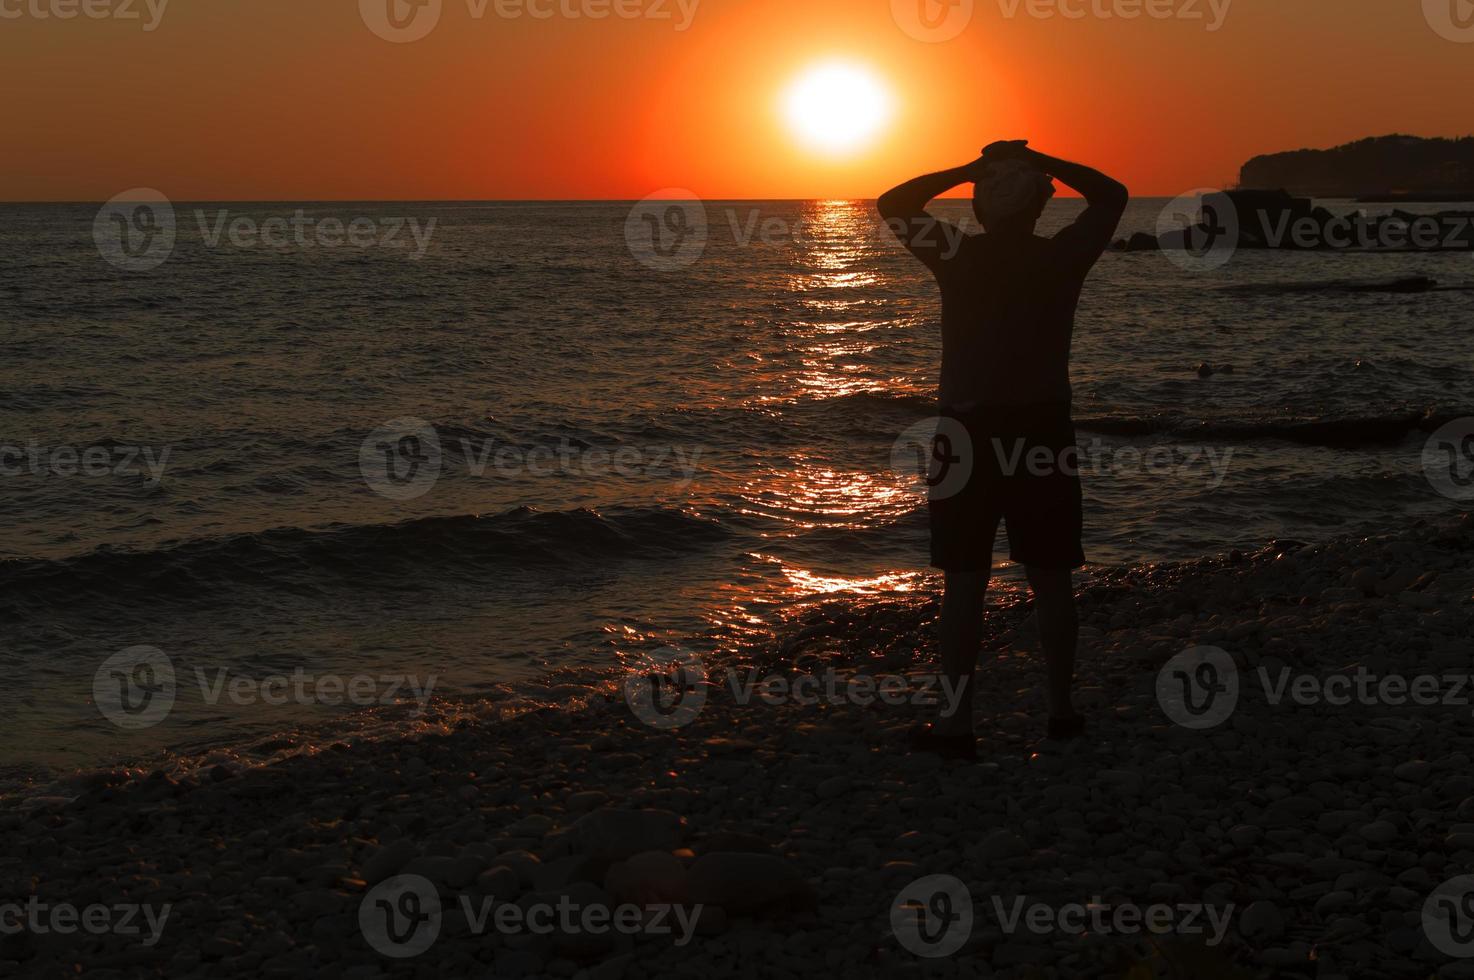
xmin=1238 ymin=134 xmax=1474 ymax=201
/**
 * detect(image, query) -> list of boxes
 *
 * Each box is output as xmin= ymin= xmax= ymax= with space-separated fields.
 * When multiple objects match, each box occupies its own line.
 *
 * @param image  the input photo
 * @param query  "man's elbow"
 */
xmin=876 ymin=190 xmax=903 ymax=220
xmin=1099 ymin=180 xmax=1129 ymax=213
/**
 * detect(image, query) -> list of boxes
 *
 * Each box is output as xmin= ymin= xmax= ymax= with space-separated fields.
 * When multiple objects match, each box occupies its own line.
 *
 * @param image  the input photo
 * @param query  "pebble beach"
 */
xmin=4 ymin=513 xmax=1474 ymax=978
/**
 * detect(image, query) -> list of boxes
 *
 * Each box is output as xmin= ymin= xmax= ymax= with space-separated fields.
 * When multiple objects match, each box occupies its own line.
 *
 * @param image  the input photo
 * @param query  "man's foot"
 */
xmin=1046 ymin=714 xmax=1086 ymax=740
xmin=907 ymin=723 xmax=978 ymax=761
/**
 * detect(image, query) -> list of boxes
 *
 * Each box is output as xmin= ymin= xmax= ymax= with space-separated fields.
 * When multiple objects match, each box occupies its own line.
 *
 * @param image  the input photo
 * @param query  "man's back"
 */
xmin=917 ymin=205 xmax=1121 ymax=409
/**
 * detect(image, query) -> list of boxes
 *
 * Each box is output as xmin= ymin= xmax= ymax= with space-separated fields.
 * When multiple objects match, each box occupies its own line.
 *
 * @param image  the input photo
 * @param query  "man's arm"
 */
xmin=876 ymin=161 xmax=981 ymax=267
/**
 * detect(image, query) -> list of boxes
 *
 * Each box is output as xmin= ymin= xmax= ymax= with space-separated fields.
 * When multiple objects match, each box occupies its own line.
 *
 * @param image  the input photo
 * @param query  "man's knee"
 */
xmin=1025 ymin=565 xmax=1073 ymax=602
xmin=944 ymin=570 xmax=990 ymax=603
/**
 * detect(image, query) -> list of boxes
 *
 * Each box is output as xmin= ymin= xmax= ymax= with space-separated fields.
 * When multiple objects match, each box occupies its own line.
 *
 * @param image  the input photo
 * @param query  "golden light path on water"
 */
xmin=708 ymin=201 xmax=942 ymax=632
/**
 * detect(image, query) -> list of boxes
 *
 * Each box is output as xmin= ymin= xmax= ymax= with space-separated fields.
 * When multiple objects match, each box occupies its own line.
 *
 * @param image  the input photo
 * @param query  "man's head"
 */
xmin=972 ymin=159 xmax=1055 ymax=235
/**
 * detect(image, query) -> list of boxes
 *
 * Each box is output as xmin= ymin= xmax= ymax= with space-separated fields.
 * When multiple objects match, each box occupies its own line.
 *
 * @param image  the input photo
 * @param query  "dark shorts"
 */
xmin=927 ymin=402 xmax=1085 ymax=572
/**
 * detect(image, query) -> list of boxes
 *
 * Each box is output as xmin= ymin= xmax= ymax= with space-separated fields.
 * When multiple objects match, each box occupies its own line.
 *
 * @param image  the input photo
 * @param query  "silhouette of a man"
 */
xmin=878 ymin=140 xmax=1127 ymax=757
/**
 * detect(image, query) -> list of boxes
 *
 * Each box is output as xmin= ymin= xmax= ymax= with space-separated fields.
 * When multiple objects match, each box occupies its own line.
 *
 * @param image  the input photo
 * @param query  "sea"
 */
xmin=2 ymin=197 xmax=1471 ymax=780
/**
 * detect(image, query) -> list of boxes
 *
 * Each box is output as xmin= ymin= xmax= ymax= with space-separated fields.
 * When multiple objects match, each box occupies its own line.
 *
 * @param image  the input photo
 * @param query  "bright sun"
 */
xmin=782 ymin=61 xmax=893 ymax=156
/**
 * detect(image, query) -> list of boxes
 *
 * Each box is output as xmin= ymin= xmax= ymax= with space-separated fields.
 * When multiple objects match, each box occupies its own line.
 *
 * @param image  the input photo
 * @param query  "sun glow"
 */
xmin=781 ymin=61 xmax=894 ymax=156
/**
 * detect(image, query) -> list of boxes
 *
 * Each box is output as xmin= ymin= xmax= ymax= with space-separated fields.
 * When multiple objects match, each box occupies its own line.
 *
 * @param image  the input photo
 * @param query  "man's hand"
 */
xmin=981 ymin=139 xmax=1032 ymax=162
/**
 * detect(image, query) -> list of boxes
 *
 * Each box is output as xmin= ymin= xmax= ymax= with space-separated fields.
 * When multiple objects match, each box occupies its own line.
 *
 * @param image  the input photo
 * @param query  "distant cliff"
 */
xmin=1238 ymin=135 xmax=1474 ymax=198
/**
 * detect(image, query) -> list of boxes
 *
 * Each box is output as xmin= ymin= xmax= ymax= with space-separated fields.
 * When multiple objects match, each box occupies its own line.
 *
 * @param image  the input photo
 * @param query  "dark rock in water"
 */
xmin=1196 ymin=362 xmax=1214 ymax=378
xmin=1269 ymin=539 xmax=1309 ymax=556
xmin=1345 ymin=276 xmax=1436 ymax=293
xmin=1115 ymin=231 xmax=1161 ymax=251
xmin=1135 ymin=186 xmax=1474 ymax=252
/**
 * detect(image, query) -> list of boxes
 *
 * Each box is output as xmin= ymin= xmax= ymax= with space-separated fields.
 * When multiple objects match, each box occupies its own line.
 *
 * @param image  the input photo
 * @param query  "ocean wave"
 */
xmin=1076 ymin=409 xmax=1468 ymax=446
xmin=0 ymin=505 xmax=734 ymax=611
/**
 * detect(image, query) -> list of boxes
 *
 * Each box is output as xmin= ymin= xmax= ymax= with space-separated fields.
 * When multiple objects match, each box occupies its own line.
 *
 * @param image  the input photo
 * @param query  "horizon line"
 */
xmin=1 ymin=193 xmax=1292 ymax=206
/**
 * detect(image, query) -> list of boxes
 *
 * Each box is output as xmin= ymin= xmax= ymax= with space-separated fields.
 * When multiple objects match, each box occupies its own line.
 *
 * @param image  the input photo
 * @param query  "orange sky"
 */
xmin=2 ymin=0 xmax=1471 ymax=200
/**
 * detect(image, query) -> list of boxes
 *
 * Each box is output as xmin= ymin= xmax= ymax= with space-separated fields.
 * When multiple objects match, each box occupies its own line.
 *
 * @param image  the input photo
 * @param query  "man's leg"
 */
xmin=1025 ymin=565 xmax=1078 ymax=721
xmin=935 ymin=569 xmax=990 ymax=736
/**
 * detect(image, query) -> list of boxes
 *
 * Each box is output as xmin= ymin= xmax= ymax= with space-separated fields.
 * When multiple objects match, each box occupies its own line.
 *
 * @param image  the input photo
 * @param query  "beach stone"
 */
xmin=401 ymin=855 xmax=479 ymax=889
xmin=506 ymin=813 xmax=554 ymax=837
xmin=494 ymin=949 xmax=545 ymax=978
xmin=1359 ymin=821 xmax=1398 ymax=844
xmin=1351 ymin=569 xmax=1379 ymax=597
xmin=588 ymin=954 xmax=635 ymax=980
xmin=362 ymin=840 xmax=417 ymax=885
xmin=567 ymin=791 xmax=609 ymax=813
xmin=604 ymin=850 xmax=688 ymax=905
xmin=532 ymin=855 xmax=598 ymax=892
xmin=687 ymin=852 xmax=813 ymax=914
xmin=527 ymin=881 xmax=618 ymax=957
xmin=1239 ymin=901 xmax=1285 ymax=940
xmin=477 ymin=865 xmax=520 ymax=899
xmin=1227 ymin=825 xmax=1261 ymax=848
xmin=977 ymin=829 xmax=1028 ymax=862
xmin=497 ymin=850 xmax=544 ymax=886
xmin=560 ymin=809 xmax=685 ymax=862
xmin=695 ymin=831 xmax=772 ymax=855
xmin=816 ymin=776 xmax=850 ymax=800
xmin=1314 ymin=891 xmax=1354 ymax=916
xmin=1393 ymin=760 xmax=1431 ymax=783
